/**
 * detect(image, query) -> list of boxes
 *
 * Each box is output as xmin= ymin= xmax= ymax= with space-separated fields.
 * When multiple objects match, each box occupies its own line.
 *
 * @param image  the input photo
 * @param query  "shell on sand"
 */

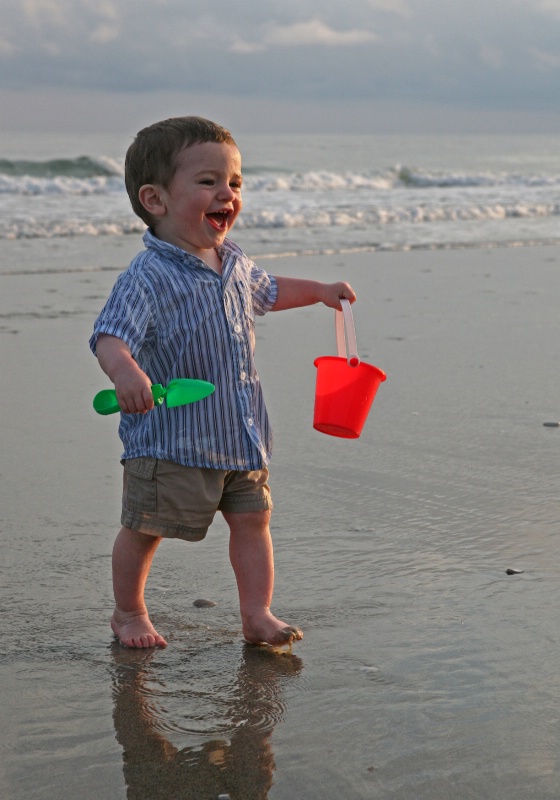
xmin=193 ymin=598 xmax=217 ymax=608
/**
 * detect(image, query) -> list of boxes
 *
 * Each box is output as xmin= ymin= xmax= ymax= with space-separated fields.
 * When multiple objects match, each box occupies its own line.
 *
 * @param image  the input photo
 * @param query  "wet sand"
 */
xmin=2 ymin=239 xmax=560 ymax=798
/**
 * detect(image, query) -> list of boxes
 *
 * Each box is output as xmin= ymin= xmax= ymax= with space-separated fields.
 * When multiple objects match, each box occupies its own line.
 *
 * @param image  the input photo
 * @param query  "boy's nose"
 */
xmin=217 ymin=182 xmax=235 ymax=200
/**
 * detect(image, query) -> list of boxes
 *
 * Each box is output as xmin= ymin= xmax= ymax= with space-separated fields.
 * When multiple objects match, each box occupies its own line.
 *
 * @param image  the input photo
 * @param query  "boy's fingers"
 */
xmin=336 ymin=283 xmax=356 ymax=308
xmin=142 ymin=387 xmax=155 ymax=412
xmin=116 ymin=388 xmax=154 ymax=414
xmin=115 ymin=390 xmax=130 ymax=414
xmin=127 ymin=390 xmax=153 ymax=414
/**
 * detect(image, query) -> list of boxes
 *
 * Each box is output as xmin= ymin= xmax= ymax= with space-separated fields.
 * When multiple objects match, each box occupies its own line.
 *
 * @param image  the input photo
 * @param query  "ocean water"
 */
xmin=2 ymin=131 xmax=560 ymax=259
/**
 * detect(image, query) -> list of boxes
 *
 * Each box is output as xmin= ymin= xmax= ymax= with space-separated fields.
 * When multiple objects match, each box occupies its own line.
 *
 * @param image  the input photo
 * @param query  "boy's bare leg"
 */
xmin=224 ymin=510 xmax=303 ymax=647
xmin=111 ymin=526 xmax=167 ymax=648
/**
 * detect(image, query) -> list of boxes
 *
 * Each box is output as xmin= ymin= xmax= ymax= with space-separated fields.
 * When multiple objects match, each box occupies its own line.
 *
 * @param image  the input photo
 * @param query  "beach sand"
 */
xmin=2 ymin=239 xmax=560 ymax=799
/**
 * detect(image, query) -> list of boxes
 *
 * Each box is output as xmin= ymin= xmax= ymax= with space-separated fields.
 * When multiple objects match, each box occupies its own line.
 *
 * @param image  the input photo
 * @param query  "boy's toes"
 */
xmin=282 ymin=625 xmax=303 ymax=642
xmin=121 ymin=632 xmax=167 ymax=648
xmin=242 ymin=611 xmax=303 ymax=648
xmin=111 ymin=611 xmax=168 ymax=648
xmin=272 ymin=626 xmax=303 ymax=646
xmin=131 ymin=634 xmax=154 ymax=648
xmin=131 ymin=632 xmax=167 ymax=648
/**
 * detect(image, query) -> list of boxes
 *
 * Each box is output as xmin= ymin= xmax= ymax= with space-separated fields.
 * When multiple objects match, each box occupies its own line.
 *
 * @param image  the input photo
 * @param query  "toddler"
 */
xmin=90 ymin=116 xmax=355 ymax=648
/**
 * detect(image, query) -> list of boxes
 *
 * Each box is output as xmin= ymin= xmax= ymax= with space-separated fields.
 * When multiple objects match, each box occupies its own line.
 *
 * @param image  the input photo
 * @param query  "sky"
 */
xmin=2 ymin=0 xmax=560 ymax=135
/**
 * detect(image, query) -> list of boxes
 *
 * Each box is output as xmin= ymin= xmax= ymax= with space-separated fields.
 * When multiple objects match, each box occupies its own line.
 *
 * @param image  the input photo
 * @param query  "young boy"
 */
xmin=90 ymin=116 xmax=356 ymax=649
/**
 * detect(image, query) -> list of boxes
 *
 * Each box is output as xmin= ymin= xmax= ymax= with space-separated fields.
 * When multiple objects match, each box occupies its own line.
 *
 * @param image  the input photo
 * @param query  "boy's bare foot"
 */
xmin=242 ymin=609 xmax=303 ymax=647
xmin=111 ymin=608 xmax=167 ymax=648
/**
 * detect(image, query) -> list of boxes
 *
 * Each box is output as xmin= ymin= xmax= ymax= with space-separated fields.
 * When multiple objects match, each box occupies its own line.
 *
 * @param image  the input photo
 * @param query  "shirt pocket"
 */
xmin=122 ymin=457 xmax=157 ymax=512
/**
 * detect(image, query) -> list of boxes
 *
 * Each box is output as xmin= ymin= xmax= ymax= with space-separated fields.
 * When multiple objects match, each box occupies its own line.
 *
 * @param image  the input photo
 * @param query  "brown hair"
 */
xmin=125 ymin=116 xmax=237 ymax=226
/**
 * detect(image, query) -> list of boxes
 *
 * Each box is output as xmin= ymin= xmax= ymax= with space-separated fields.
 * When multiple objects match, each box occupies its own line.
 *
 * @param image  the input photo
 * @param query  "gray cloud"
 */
xmin=2 ymin=0 xmax=560 ymax=131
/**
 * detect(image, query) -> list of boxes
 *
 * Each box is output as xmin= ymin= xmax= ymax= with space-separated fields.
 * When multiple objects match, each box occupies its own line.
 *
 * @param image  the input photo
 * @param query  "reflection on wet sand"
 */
xmin=111 ymin=643 xmax=303 ymax=799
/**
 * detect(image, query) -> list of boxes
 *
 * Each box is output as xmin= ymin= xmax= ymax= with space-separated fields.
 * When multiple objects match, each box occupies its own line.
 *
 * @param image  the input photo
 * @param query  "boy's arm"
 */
xmin=272 ymin=277 xmax=356 ymax=312
xmin=95 ymin=333 xmax=155 ymax=414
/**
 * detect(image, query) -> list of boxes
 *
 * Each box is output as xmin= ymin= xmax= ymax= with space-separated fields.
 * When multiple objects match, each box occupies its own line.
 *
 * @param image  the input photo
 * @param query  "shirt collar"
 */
xmin=142 ymin=228 xmax=243 ymax=266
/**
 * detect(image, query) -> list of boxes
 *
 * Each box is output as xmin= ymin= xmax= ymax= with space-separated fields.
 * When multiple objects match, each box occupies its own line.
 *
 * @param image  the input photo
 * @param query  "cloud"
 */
xmin=529 ymin=47 xmax=560 ymax=69
xmin=2 ymin=0 xmax=560 ymax=130
xmin=533 ymin=0 xmax=560 ymax=18
xmin=231 ymin=18 xmax=377 ymax=53
xmin=479 ymin=46 xmax=504 ymax=70
xmin=9 ymin=0 xmax=122 ymax=56
xmin=88 ymin=0 xmax=120 ymax=43
xmin=261 ymin=19 xmax=377 ymax=47
xmin=0 ymin=37 xmax=18 ymax=57
xmin=22 ymin=0 xmax=67 ymax=29
xmin=230 ymin=39 xmax=266 ymax=56
xmin=89 ymin=24 xmax=119 ymax=44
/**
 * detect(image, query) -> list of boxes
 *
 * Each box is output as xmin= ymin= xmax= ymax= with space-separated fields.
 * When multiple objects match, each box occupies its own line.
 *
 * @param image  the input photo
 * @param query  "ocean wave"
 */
xmin=2 ymin=201 xmax=560 ymax=240
xmin=394 ymin=165 xmax=560 ymax=188
xmin=236 ymin=202 xmax=560 ymax=229
xmin=0 ymin=155 xmax=123 ymax=178
xmin=244 ymin=171 xmax=394 ymax=191
xmin=0 ymin=174 xmax=125 ymax=196
xmin=242 ymin=167 xmax=560 ymax=191
xmin=0 ymin=218 xmax=145 ymax=239
xmin=2 ymin=155 xmax=560 ymax=196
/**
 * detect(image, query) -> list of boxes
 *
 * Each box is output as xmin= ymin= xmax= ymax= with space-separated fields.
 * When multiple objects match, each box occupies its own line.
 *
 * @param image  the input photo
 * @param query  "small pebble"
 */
xmin=218 ymin=795 xmax=231 ymax=800
xmin=506 ymin=568 xmax=524 ymax=575
xmin=193 ymin=598 xmax=217 ymax=608
xmin=543 ymin=421 xmax=560 ymax=427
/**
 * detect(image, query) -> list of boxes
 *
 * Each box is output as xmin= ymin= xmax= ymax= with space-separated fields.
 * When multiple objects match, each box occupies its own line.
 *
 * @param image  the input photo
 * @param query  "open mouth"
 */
xmin=206 ymin=210 xmax=232 ymax=232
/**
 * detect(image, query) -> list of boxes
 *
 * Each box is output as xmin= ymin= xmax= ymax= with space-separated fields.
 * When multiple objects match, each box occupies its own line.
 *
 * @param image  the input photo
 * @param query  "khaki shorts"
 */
xmin=121 ymin=457 xmax=272 ymax=541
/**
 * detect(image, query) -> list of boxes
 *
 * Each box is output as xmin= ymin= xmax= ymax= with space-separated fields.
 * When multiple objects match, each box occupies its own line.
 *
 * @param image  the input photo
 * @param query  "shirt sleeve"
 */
xmin=89 ymin=269 xmax=152 ymax=358
xmin=250 ymin=262 xmax=278 ymax=316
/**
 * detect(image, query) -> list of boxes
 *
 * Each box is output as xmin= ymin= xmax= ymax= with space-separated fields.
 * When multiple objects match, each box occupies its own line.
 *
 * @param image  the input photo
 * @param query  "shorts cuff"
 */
xmin=121 ymin=511 xmax=208 ymax=542
xmin=218 ymin=495 xmax=273 ymax=514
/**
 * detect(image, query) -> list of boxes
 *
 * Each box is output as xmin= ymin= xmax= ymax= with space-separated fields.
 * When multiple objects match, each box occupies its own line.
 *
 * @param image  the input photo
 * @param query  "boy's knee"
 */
xmin=223 ymin=509 xmax=271 ymax=532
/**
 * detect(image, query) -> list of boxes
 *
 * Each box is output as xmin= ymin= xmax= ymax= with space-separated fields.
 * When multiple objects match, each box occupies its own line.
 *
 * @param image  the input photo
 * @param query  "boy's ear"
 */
xmin=138 ymin=184 xmax=167 ymax=217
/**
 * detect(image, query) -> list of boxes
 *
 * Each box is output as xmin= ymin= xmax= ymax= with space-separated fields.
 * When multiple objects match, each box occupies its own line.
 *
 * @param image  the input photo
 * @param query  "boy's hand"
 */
xmin=319 ymin=281 xmax=357 ymax=311
xmin=95 ymin=333 xmax=155 ymax=414
xmin=114 ymin=370 xmax=155 ymax=415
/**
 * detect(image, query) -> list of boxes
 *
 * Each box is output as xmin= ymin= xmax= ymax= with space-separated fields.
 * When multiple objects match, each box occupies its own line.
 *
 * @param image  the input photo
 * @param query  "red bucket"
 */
xmin=313 ymin=300 xmax=386 ymax=439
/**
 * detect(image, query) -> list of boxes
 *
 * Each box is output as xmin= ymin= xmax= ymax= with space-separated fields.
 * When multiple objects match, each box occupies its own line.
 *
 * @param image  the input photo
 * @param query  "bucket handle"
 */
xmin=335 ymin=299 xmax=360 ymax=367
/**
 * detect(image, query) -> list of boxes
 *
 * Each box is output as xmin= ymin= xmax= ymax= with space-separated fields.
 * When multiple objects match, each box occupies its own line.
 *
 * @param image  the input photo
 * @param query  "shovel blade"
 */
xmin=165 ymin=378 xmax=215 ymax=407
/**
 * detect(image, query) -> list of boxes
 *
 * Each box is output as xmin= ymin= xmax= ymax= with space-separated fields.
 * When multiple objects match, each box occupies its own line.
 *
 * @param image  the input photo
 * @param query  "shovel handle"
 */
xmin=335 ymin=299 xmax=360 ymax=366
xmin=93 ymin=384 xmax=165 ymax=415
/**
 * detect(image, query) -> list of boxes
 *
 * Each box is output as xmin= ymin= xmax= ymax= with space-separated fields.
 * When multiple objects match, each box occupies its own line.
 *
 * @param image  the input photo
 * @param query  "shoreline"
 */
xmin=2 ymin=233 xmax=560 ymax=276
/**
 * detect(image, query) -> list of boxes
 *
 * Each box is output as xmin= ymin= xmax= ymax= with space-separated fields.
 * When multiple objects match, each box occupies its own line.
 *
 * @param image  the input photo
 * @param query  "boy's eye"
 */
xmin=198 ymin=177 xmax=242 ymax=189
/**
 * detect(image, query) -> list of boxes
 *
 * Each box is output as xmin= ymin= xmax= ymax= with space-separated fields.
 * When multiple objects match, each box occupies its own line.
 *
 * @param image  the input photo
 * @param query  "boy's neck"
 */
xmin=201 ymin=247 xmax=223 ymax=274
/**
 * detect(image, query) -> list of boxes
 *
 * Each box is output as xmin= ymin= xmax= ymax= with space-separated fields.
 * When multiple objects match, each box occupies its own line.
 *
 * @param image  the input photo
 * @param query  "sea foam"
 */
xmin=2 ymin=153 xmax=560 ymax=250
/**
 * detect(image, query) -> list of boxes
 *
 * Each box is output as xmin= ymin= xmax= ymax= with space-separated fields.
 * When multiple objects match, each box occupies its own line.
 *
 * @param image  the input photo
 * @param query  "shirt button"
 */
xmin=240 ymin=371 xmax=247 ymax=381
xmin=247 ymin=418 xmax=254 ymax=426
xmin=234 ymin=324 xmax=242 ymax=333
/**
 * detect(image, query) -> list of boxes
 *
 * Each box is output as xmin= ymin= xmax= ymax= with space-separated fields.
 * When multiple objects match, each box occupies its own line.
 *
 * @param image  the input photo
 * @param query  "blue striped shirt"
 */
xmin=89 ymin=230 xmax=278 ymax=470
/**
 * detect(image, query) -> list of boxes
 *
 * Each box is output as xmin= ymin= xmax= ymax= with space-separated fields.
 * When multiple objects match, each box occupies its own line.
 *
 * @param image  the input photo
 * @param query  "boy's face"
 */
xmin=143 ymin=141 xmax=243 ymax=257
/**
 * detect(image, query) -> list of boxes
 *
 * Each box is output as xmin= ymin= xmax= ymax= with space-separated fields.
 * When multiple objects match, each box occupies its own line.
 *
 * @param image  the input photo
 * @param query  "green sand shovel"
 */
xmin=93 ymin=378 xmax=215 ymax=416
